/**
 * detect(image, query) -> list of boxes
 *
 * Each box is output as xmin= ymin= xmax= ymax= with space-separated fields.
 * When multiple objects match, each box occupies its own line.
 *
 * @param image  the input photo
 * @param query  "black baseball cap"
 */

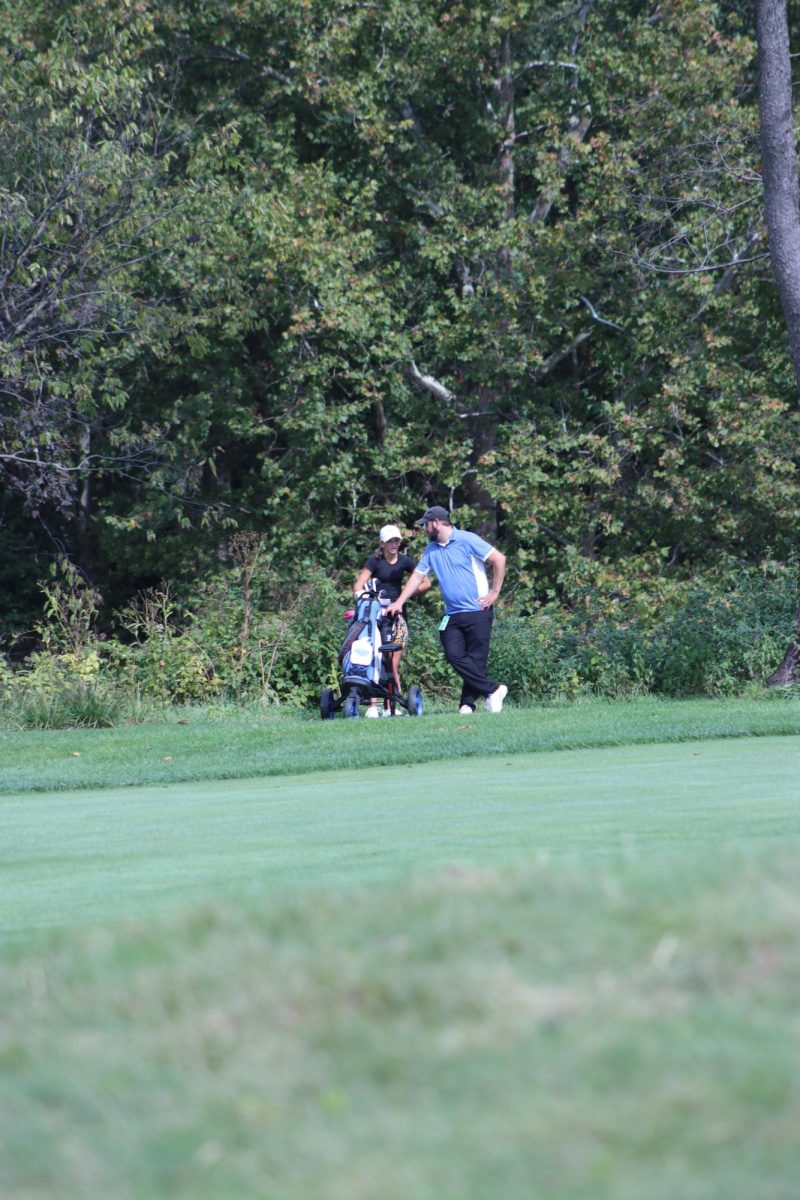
xmin=415 ymin=505 xmax=451 ymax=526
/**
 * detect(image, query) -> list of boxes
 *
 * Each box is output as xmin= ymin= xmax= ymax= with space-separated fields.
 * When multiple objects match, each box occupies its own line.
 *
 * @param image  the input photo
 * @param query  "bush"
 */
xmin=187 ymin=554 xmax=348 ymax=706
xmin=0 ymin=649 xmax=131 ymax=729
xmin=649 ymin=564 xmax=799 ymax=696
xmin=542 ymin=557 xmax=799 ymax=700
xmin=486 ymin=613 xmax=581 ymax=702
xmin=403 ymin=604 xmax=460 ymax=701
xmin=114 ymin=586 xmax=221 ymax=704
xmin=2 ymin=554 xmax=796 ymax=717
xmin=266 ymin=573 xmax=348 ymax=706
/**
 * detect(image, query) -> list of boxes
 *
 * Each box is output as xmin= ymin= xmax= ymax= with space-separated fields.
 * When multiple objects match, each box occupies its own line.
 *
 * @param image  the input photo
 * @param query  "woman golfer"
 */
xmin=352 ymin=524 xmax=429 ymax=715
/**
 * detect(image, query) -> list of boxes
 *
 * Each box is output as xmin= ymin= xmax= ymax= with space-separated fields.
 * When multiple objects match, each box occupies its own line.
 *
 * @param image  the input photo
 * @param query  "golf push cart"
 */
xmin=319 ymin=580 xmax=423 ymax=719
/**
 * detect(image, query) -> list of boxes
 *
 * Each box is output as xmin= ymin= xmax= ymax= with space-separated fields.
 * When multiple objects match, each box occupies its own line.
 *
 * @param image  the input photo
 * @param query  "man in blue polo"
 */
xmin=386 ymin=505 xmax=508 ymax=713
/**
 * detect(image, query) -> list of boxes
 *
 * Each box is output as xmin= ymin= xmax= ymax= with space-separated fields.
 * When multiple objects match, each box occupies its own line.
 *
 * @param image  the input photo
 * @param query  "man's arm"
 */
xmin=478 ymin=549 xmax=506 ymax=609
xmin=386 ymin=570 xmax=428 ymax=616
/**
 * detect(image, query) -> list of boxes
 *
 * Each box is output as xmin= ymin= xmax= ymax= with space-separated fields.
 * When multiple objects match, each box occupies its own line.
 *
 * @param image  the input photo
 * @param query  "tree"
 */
xmin=756 ymin=0 xmax=800 ymax=394
xmin=755 ymin=0 xmax=800 ymax=683
xmin=1 ymin=0 xmax=798 ymax=641
xmin=0 ymin=1 xmax=183 ymax=526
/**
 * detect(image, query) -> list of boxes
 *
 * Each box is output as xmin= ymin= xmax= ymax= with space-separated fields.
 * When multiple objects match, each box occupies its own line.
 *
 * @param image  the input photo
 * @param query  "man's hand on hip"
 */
xmin=478 ymin=589 xmax=498 ymax=609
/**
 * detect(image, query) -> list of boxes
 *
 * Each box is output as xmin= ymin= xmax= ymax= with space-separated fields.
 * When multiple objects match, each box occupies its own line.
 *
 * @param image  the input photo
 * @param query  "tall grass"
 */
xmin=9 ymin=680 xmax=124 ymax=729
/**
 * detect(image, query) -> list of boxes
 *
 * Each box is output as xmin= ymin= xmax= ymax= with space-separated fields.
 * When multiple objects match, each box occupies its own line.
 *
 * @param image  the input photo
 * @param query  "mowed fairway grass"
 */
xmin=1 ymin=700 xmax=799 ymax=1199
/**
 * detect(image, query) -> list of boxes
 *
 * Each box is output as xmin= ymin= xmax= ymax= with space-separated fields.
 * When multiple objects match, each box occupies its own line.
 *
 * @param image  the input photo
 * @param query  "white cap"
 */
xmin=379 ymin=524 xmax=403 ymax=542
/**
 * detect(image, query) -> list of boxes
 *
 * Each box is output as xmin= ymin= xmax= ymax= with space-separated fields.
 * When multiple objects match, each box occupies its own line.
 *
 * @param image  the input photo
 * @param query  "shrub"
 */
xmin=36 ymin=560 xmax=101 ymax=656
xmin=3 ymin=554 xmax=796 ymax=716
xmin=114 ymin=586 xmax=221 ymax=703
xmin=10 ymin=678 xmax=122 ymax=729
xmin=0 ymin=648 xmax=131 ymax=729
xmin=403 ymin=604 xmax=459 ymax=701
xmin=486 ymin=613 xmax=580 ymax=702
xmin=0 ymin=561 xmax=148 ymax=729
xmin=649 ymin=564 xmax=799 ymax=695
xmin=266 ymin=572 xmax=348 ymax=706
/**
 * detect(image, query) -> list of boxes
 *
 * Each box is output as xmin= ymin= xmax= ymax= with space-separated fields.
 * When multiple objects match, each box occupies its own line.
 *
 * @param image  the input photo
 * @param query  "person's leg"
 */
xmin=391 ymin=614 xmax=408 ymax=694
xmin=457 ymin=634 xmax=481 ymax=711
xmin=440 ymin=611 xmax=498 ymax=707
xmin=440 ymin=616 xmax=470 ymax=706
xmin=465 ymin=610 xmax=507 ymax=710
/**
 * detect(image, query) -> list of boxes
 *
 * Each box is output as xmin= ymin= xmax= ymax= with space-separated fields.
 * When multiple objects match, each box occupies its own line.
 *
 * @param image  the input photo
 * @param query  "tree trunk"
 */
xmin=766 ymin=602 xmax=800 ymax=685
xmin=76 ymin=422 xmax=92 ymax=564
xmin=755 ymin=2 xmax=800 ymax=683
xmin=756 ymin=0 xmax=800 ymax=395
xmin=496 ymin=31 xmax=516 ymax=277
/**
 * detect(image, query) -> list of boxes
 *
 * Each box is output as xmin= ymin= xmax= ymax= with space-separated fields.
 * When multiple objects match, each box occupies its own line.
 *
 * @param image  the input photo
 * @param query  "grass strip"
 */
xmin=0 ymin=694 xmax=798 ymax=793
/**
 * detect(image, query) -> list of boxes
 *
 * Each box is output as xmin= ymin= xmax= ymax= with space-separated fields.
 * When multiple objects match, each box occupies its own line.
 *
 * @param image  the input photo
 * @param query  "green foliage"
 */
xmin=648 ymin=563 xmax=799 ymax=696
xmin=0 ymin=560 xmax=130 ymax=728
xmin=264 ymin=573 xmax=349 ymax=707
xmin=114 ymin=586 xmax=221 ymax=704
xmin=4 ymin=554 xmax=796 ymax=716
xmin=403 ymin=604 xmax=462 ymax=701
xmin=0 ymin=646 xmax=131 ymax=729
xmin=183 ymin=559 xmax=345 ymax=706
xmin=0 ymin=0 xmax=798 ymax=680
xmin=487 ymin=613 xmax=583 ymax=702
xmin=509 ymin=557 xmax=800 ymax=701
xmin=36 ymin=561 xmax=101 ymax=655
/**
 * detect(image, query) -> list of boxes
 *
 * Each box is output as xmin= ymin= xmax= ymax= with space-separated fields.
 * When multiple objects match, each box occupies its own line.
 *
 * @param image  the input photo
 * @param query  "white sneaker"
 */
xmin=485 ymin=684 xmax=508 ymax=713
xmin=365 ymin=706 xmax=380 ymax=718
xmin=458 ymin=705 xmax=474 ymax=715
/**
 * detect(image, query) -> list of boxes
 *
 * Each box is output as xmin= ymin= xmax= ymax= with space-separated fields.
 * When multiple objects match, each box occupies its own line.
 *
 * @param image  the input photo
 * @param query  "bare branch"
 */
xmin=579 ymin=296 xmax=627 ymax=333
xmin=632 ymin=250 xmax=768 ymax=276
xmin=260 ymin=65 xmax=294 ymax=87
xmin=408 ymin=359 xmax=455 ymax=404
xmin=515 ymin=60 xmax=579 ymax=79
xmin=531 ymin=329 xmax=593 ymax=383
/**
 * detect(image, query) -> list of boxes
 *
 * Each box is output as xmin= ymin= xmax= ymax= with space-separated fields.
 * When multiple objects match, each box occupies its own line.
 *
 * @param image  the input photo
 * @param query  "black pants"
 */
xmin=440 ymin=608 xmax=498 ymax=709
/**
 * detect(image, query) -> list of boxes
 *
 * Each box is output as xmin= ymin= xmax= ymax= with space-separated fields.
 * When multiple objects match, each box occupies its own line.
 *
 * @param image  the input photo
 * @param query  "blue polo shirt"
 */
xmin=416 ymin=527 xmax=496 ymax=614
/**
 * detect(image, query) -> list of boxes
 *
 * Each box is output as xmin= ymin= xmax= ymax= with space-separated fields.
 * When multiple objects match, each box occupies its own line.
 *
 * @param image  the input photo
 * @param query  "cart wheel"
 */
xmin=320 ymin=688 xmax=336 ymax=720
xmin=344 ymin=693 xmax=360 ymax=719
xmin=406 ymin=684 xmax=423 ymax=716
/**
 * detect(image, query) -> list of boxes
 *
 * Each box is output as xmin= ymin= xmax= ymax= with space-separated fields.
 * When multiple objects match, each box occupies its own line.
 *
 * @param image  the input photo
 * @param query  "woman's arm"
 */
xmin=352 ymin=567 xmax=372 ymax=597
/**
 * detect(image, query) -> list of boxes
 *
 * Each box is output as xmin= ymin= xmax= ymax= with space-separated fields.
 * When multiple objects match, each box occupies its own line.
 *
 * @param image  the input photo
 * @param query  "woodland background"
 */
xmin=1 ymin=0 xmax=798 ymax=712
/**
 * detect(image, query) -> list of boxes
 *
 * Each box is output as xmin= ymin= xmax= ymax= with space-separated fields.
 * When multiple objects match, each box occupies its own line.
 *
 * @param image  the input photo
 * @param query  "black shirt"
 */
xmin=364 ymin=553 xmax=416 ymax=603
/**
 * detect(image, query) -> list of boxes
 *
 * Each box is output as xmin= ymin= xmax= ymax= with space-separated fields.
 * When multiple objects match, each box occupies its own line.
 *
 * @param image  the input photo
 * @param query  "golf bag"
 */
xmin=319 ymin=579 xmax=424 ymax=719
xmin=339 ymin=581 xmax=391 ymax=689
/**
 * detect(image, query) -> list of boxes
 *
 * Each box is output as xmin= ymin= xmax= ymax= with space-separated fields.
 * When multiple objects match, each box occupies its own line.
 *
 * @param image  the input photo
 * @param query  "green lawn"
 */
xmin=2 ymin=734 xmax=798 ymax=934
xmin=2 ymin=712 xmax=800 ymax=1199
